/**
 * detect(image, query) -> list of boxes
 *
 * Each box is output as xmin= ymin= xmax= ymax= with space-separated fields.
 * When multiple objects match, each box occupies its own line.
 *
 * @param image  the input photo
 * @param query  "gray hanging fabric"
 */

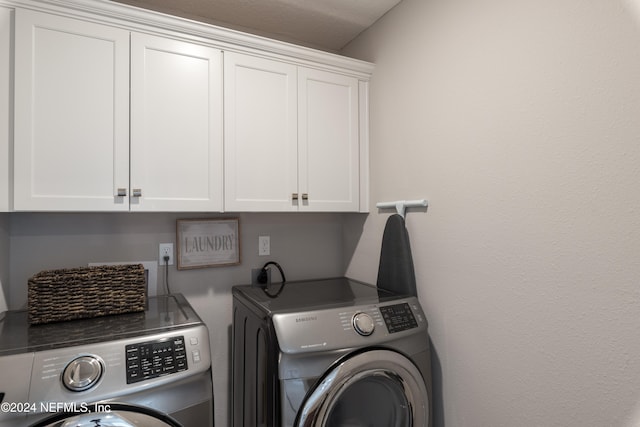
xmin=376 ymin=214 xmax=417 ymax=297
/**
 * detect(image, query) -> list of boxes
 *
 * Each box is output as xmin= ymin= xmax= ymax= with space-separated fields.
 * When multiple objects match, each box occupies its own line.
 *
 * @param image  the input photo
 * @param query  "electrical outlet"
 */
xmin=259 ymin=235 xmax=270 ymax=256
xmin=159 ymin=243 xmax=174 ymax=266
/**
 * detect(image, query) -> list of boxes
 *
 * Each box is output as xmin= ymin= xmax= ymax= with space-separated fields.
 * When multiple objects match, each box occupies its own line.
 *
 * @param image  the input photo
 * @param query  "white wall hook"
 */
xmin=375 ymin=199 xmax=428 ymax=218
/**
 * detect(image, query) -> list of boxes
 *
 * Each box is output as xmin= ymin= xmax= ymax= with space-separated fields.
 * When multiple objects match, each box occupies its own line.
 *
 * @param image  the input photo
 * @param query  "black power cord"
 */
xmin=164 ymin=255 xmax=172 ymax=295
xmin=258 ymin=261 xmax=286 ymax=298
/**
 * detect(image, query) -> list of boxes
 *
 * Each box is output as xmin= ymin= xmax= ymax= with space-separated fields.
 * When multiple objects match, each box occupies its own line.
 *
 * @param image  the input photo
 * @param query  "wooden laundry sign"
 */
xmin=177 ymin=218 xmax=240 ymax=269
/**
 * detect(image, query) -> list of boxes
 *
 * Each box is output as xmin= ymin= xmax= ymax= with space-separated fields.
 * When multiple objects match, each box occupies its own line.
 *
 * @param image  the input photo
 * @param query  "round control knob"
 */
xmin=352 ymin=312 xmax=375 ymax=336
xmin=62 ymin=356 xmax=103 ymax=392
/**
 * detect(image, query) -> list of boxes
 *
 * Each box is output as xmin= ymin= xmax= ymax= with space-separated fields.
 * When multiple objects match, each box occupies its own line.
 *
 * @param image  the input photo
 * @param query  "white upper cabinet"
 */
xmin=224 ymin=52 xmax=361 ymax=212
xmin=130 ymin=33 xmax=223 ymax=212
xmin=9 ymin=0 xmax=372 ymax=213
xmin=298 ymin=67 xmax=359 ymax=212
xmin=13 ymin=9 xmax=224 ymax=212
xmin=0 ymin=6 xmax=10 ymax=212
xmin=224 ymin=52 xmax=298 ymax=211
xmin=13 ymin=9 xmax=130 ymax=211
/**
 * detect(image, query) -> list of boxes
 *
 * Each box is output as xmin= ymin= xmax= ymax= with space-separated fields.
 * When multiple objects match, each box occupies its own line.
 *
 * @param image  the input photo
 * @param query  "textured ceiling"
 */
xmin=111 ymin=0 xmax=401 ymax=51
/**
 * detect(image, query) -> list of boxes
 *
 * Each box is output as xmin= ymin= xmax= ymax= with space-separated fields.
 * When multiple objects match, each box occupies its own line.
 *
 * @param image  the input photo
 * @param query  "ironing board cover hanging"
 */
xmin=376 ymin=214 xmax=417 ymax=297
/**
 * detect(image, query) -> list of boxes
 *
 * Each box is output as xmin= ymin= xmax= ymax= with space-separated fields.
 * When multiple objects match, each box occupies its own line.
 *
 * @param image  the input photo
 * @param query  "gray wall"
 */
xmin=5 ymin=211 xmax=349 ymax=426
xmin=343 ymin=0 xmax=640 ymax=425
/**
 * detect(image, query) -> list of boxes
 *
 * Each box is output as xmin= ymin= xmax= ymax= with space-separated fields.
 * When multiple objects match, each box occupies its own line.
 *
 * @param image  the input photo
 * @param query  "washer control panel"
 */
xmin=125 ymin=336 xmax=187 ymax=384
xmin=27 ymin=324 xmax=210 ymax=411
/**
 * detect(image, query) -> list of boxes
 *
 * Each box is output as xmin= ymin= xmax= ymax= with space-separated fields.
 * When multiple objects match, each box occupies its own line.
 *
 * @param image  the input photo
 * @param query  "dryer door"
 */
xmin=295 ymin=349 xmax=428 ymax=427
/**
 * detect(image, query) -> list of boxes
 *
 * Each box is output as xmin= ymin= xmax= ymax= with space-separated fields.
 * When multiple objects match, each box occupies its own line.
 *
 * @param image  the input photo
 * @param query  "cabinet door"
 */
xmin=0 ymin=7 xmax=10 ymax=212
xmin=224 ymin=52 xmax=298 ymax=211
xmin=130 ymin=33 xmax=223 ymax=211
xmin=298 ymin=68 xmax=359 ymax=212
xmin=14 ymin=9 xmax=130 ymax=211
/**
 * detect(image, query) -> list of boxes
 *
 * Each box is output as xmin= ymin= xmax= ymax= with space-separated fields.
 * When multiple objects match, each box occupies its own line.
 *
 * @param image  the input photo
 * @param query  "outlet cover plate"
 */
xmin=159 ymin=243 xmax=174 ymax=266
xmin=259 ymin=235 xmax=270 ymax=256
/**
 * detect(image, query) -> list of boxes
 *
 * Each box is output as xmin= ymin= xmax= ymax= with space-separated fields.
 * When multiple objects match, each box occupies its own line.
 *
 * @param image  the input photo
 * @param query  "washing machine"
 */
xmin=0 ymin=294 xmax=213 ymax=427
xmin=232 ymin=277 xmax=432 ymax=427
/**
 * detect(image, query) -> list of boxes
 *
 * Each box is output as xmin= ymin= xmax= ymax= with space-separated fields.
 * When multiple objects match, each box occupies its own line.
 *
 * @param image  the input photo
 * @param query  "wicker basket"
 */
xmin=28 ymin=264 xmax=146 ymax=325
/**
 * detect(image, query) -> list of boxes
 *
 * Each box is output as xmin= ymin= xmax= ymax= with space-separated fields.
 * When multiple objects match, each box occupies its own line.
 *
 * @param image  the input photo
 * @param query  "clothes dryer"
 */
xmin=232 ymin=277 xmax=432 ymax=427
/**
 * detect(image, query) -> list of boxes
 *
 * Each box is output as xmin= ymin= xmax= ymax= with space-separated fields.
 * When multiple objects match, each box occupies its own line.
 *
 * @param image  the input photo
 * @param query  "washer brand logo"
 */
xmin=295 ymin=316 xmax=317 ymax=323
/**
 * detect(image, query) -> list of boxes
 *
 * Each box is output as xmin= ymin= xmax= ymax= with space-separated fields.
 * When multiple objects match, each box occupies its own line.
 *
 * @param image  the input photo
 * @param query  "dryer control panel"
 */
xmin=272 ymin=297 xmax=428 ymax=354
xmin=379 ymin=303 xmax=419 ymax=333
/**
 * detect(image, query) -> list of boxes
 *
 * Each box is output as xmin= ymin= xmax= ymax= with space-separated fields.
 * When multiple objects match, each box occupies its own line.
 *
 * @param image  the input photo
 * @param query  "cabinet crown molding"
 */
xmin=1 ymin=0 xmax=374 ymax=77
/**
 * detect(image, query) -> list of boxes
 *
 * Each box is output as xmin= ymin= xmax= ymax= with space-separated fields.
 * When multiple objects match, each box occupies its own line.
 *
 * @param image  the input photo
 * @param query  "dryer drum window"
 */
xmin=295 ymin=349 xmax=429 ymax=427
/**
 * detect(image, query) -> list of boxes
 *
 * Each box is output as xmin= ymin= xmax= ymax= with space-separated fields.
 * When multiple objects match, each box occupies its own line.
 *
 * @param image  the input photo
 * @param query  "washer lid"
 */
xmin=29 ymin=403 xmax=183 ymax=427
xmin=0 ymin=294 xmax=203 ymax=356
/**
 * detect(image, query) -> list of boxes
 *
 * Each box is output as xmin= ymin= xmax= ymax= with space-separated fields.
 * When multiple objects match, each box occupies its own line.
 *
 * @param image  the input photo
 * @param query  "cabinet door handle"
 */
xmin=132 ymin=188 xmax=142 ymax=197
xmin=116 ymin=188 xmax=127 ymax=197
xmin=292 ymin=193 xmax=299 ymax=201
xmin=301 ymin=193 xmax=309 ymax=200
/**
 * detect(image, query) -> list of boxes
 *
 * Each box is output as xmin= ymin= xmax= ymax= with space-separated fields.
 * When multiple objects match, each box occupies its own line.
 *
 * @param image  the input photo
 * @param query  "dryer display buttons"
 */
xmin=380 ymin=303 xmax=419 ymax=333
